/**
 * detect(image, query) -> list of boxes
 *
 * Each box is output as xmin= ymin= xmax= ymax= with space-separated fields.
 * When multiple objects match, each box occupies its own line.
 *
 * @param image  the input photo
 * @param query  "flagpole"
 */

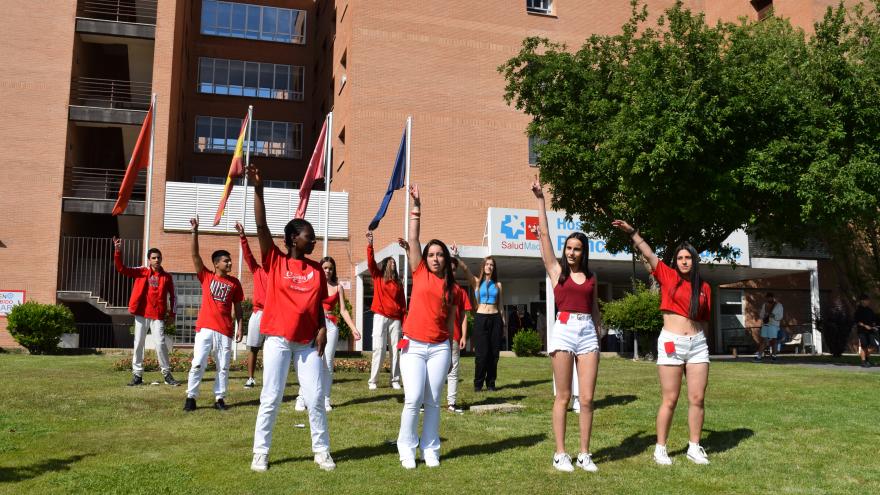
xmin=235 ymin=106 xmax=253 ymax=361
xmin=402 ymin=116 xmax=412 ymax=302
xmin=322 ymin=112 xmax=333 ymax=258
xmin=143 ymin=94 xmax=156 ymax=264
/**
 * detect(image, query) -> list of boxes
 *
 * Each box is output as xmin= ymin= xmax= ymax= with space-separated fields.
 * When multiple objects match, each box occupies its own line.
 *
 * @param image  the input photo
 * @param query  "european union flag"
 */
xmin=368 ymin=128 xmax=407 ymax=231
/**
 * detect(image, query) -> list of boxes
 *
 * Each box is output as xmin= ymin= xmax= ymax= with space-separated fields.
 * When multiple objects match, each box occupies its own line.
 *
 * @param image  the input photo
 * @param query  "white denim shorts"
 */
xmin=656 ymin=329 xmax=710 ymax=366
xmin=548 ymin=312 xmax=599 ymax=356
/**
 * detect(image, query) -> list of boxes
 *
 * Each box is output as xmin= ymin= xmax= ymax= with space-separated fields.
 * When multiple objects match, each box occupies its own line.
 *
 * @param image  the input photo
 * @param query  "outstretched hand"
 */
xmin=246 ymin=164 xmax=263 ymax=187
xmin=530 ymin=176 xmax=544 ymax=199
xmin=611 ymin=220 xmax=636 ymax=235
xmin=190 ymin=216 xmax=199 ymax=232
xmin=397 ymin=237 xmax=410 ymax=251
xmin=234 ymin=221 xmax=245 ymax=238
xmin=112 ymin=237 xmax=122 ymax=252
xmin=449 ymin=243 xmax=460 ymax=258
xmin=409 ymin=184 xmax=420 ymax=204
xmin=366 ymin=231 xmax=374 ymax=246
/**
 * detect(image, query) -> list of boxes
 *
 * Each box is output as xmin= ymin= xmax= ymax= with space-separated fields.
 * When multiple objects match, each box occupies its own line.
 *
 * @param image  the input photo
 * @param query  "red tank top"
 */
xmin=322 ymin=289 xmax=340 ymax=324
xmin=553 ymin=274 xmax=595 ymax=313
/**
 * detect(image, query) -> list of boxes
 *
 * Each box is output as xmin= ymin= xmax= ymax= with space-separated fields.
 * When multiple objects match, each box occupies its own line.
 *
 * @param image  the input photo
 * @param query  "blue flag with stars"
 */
xmin=368 ymin=129 xmax=407 ymax=231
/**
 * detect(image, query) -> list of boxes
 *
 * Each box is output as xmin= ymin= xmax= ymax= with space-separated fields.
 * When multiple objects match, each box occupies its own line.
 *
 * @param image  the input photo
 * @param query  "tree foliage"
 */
xmin=600 ymin=281 xmax=663 ymax=334
xmin=500 ymin=0 xmax=880 ymax=273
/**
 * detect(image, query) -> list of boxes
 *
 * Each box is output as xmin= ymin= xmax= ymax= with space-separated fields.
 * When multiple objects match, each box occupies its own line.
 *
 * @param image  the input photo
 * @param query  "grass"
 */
xmin=0 ymin=353 xmax=878 ymax=494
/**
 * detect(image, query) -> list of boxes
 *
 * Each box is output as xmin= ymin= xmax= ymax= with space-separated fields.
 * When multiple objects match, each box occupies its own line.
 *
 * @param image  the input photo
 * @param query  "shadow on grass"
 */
xmin=0 ymin=454 xmax=93 ymax=483
xmin=274 ymin=441 xmax=398 ymax=465
xmin=335 ymin=393 xmax=402 ymax=408
xmin=495 ymin=379 xmax=552 ymax=391
xmin=592 ymin=431 xmax=655 ymax=463
xmin=594 ymin=394 xmax=637 ymax=409
xmin=467 ymin=395 xmax=527 ymax=408
xmin=226 ymin=394 xmax=298 ymax=409
xmin=669 ymin=428 xmax=754 ymax=456
xmin=444 ymin=433 xmax=546 ymax=460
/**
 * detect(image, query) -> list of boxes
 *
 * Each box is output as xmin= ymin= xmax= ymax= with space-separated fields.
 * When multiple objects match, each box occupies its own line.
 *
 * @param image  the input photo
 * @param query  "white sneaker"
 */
xmin=572 ymin=397 xmax=581 ymax=414
xmin=654 ymin=444 xmax=673 ymax=465
xmin=553 ymin=453 xmax=574 ymax=472
xmin=575 ymin=452 xmax=598 ymax=472
xmin=314 ymin=451 xmax=336 ymax=471
xmin=244 ymin=377 xmax=256 ymax=388
xmin=401 ymin=458 xmax=416 ymax=469
xmin=251 ymin=453 xmax=268 ymax=472
xmin=324 ymin=398 xmax=333 ymax=412
xmin=687 ymin=444 xmax=710 ymax=465
xmin=423 ymin=452 xmax=440 ymax=468
xmin=368 ymin=383 xmax=378 ymax=390
xmin=392 ymin=382 xmax=401 ymax=390
xmin=294 ymin=395 xmax=306 ymax=411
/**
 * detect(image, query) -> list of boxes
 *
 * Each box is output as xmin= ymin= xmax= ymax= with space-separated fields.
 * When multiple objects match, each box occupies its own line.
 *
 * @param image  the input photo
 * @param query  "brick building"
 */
xmin=0 ymin=0 xmax=852 ymax=353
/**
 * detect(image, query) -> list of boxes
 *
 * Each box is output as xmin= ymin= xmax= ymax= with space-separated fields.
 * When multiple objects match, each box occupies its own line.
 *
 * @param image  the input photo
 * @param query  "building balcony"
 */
xmin=62 ymin=166 xmax=145 ymax=215
xmin=163 ymin=181 xmax=349 ymax=239
xmin=75 ymin=0 xmax=157 ymax=39
xmin=69 ymin=77 xmax=151 ymax=124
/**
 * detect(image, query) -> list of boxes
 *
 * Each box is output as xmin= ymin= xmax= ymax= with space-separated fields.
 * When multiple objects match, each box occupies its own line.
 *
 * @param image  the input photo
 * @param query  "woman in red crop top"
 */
xmin=532 ymin=178 xmax=602 ymax=473
xmin=395 ymin=184 xmax=457 ymax=470
xmin=612 ymin=219 xmax=712 ymax=466
xmin=365 ymin=230 xmax=407 ymax=390
xmin=248 ymin=165 xmax=335 ymax=473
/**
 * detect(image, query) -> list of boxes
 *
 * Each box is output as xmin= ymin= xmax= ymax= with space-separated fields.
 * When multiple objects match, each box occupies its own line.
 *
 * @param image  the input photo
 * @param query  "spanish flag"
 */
xmin=213 ymin=113 xmax=250 ymax=226
xmin=112 ymin=102 xmax=153 ymax=216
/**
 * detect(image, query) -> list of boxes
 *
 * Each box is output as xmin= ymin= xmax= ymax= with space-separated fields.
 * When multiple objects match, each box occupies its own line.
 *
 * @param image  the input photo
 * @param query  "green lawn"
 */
xmin=0 ymin=353 xmax=877 ymax=494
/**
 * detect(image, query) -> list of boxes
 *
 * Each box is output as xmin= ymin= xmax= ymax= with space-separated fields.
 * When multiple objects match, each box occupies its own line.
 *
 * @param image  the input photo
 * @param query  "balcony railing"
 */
xmin=64 ymin=166 xmax=145 ymax=201
xmin=59 ymin=236 xmax=143 ymax=308
xmin=76 ymin=0 xmax=158 ymax=25
xmin=70 ymin=77 xmax=151 ymax=111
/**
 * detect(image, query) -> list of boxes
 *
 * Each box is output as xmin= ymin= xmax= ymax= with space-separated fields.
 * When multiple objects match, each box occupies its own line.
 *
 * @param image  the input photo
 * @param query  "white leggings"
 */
xmin=446 ymin=341 xmax=461 ymax=406
xmin=186 ymin=329 xmax=231 ymax=400
xmin=254 ymin=336 xmax=329 ymax=455
xmin=397 ymin=338 xmax=451 ymax=461
xmin=369 ymin=314 xmax=402 ymax=386
xmin=297 ymin=319 xmax=339 ymax=402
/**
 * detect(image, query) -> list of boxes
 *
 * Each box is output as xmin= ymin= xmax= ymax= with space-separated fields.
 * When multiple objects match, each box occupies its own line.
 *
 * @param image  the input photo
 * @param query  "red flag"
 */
xmin=295 ymin=118 xmax=328 ymax=219
xmin=112 ymin=103 xmax=153 ymax=216
xmin=213 ymin=114 xmax=250 ymax=226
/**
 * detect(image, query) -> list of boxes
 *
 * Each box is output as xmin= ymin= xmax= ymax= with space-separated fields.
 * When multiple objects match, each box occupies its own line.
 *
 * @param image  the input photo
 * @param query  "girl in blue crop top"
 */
xmin=450 ymin=246 xmax=506 ymax=392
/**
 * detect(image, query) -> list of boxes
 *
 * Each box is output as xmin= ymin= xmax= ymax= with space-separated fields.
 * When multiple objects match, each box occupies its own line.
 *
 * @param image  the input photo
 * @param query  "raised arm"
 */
xmin=189 ymin=217 xmax=206 ymax=273
xmin=236 ymin=221 xmax=261 ymax=274
xmin=403 ymin=184 xmax=422 ymax=272
xmin=450 ymin=243 xmax=479 ymax=291
xmin=112 ymin=237 xmax=143 ymax=277
xmin=611 ymin=220 xmax=659 ymax=271
xmin=248 ymin=165 xmax=274 ymax=256
xmin=531 ymin=177 xmax=562 ymax=283
xmin=337 ymin=286 xmax=361 ymax=341
xmin=366 ymin=231 xmax=382 ymax=278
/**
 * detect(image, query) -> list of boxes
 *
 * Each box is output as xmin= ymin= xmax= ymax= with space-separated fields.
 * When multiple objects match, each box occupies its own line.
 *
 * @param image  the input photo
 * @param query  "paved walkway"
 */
xmin=712 ymin=354 xmax=880 ymax=373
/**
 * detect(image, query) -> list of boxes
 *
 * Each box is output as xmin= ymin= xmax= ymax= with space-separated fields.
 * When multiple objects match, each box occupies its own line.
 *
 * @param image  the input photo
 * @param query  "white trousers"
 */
xmin=297 ymin=319 xmax=339 ymax=402
xmin=254 ymin=336 xmax=329 ymax=455
xmin=369 ymin=314 xmax=402 ymax=386
xmin=397 ymin=338 xmax=451 ymax=461
xmin=446 ymin=341 xmax=461 ymax=406
xmin=132 ymin=316 xmax=170 ymax=375
xmin=186 ymin=329 xmax=231 ymax=400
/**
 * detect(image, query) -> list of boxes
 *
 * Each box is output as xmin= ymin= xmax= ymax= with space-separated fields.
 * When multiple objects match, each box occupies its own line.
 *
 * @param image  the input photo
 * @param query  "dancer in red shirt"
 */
xmin=396 ymin=184 xmax=457 ymax=469
xmin=183 ymin=216 xmax=244 ymax=412
xmin=248 ymin=165 xmax=335 ymax=473
xmin=235 ymin=221 xmax=268 ymax=388
xmin=365 ymin=230 xmax=407 ymax=390
xmin=531 ymin=178 xmax=602 ymax=473
xmin=612 ymin=219 xmax=712 ymax=466
xmin=113 ymin=238 xmax=178 ymax=387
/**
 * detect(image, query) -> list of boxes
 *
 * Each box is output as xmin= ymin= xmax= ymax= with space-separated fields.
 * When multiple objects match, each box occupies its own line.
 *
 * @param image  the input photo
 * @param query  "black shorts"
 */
xmin=858 ymin=332 xmax=878 ymax=350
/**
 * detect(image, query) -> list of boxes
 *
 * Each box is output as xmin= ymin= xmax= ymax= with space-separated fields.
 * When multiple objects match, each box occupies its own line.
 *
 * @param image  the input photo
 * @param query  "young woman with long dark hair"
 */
xmin=396 ymin=184 xmax=457 ymax=469
xmin=611 ymin=219 xmax=711 ymax=466
xmin=248 ymin=165 xmax=335 ymax=473
xmin=365 ymin=230 xmax=407 ymax=390
xmin=456 ymin=255 xmax=506 ymax=391
xmin=531 ymin=178 xmax=602 ymax=473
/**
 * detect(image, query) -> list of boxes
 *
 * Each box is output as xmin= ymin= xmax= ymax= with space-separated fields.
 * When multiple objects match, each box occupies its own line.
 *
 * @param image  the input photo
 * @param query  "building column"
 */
xmin=809 ymin=265 xmax=822 ymax=354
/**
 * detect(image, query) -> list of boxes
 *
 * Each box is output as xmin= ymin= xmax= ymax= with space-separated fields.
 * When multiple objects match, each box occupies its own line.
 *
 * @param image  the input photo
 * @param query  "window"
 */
xmin=526 ymin=0 xmax=553 ymax=15
xmin=199 ymin=57 xmax=304 ymax=101
xmin=195 ymin=116 xmax=303 ymax=159
xmin=201 ymin=0 xmax=306 ymax=44
xmin=751 ymin=0 xmax=773 ymax=20
xmin=528 ymin=135 xmax=546 ymax=166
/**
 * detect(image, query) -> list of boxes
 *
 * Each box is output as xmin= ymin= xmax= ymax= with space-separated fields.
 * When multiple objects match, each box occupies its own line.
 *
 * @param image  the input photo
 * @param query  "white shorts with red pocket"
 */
xmin=548 ymin=312 xmax=599 ymax=356
xmin=656 ymin=329 xmax=710 ymax=366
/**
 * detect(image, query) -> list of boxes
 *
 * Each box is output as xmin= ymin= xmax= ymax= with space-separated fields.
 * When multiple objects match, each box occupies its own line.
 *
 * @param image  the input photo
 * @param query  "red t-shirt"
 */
xmin=240 ymin=236 xmax=267 ymax=310
xmin=367 ymin=244 xmax=406 ymax=320
xmin=652 ymin=261 xmax=711 ymax=321
xmin=403 ymin=261 xmax=453 ymax=344
xmin=194 ymin=268 xmax=244 ymax=337
xmin=453 ymin=284 xmax=473 ymax=342
xmin=260 ymin=245 xmax=328 ymax=344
